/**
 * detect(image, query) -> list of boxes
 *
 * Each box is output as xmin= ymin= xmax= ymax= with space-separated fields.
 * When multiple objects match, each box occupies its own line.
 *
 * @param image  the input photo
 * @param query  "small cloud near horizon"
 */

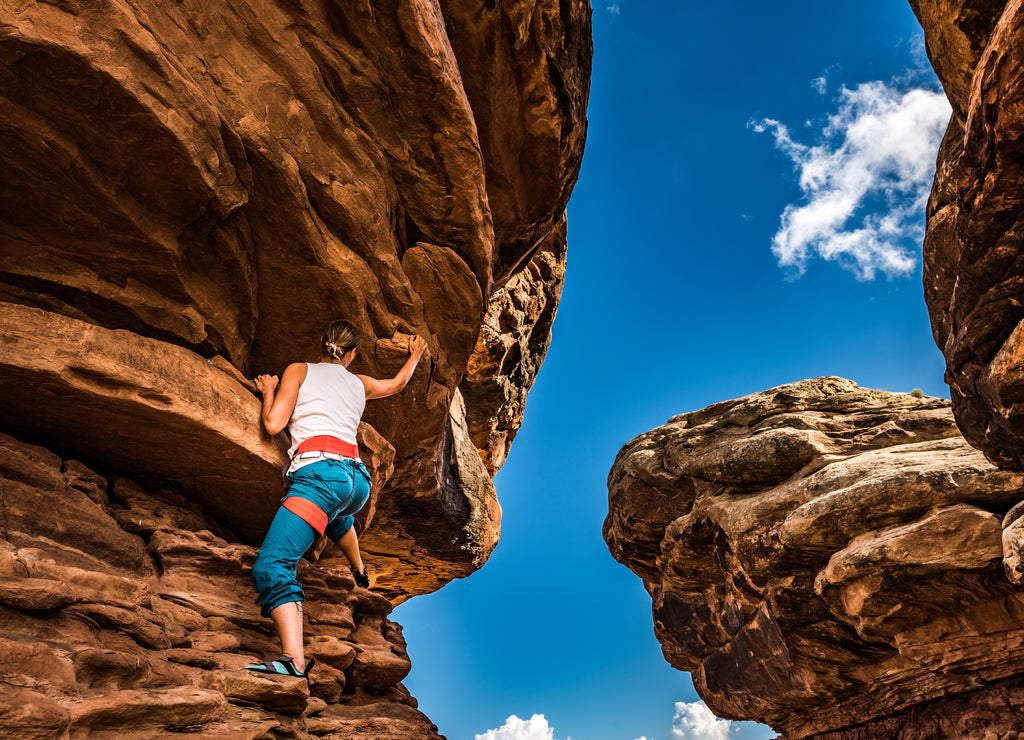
xmin=475 ymin=714 xmax=567 ymax=740
xmin=668 ymin=701 xmax=735 ymax=740
xmin=636 ymin=701 xmax=736 ymax=740
xmin=750 ymin=73 xmax=950 ymax=281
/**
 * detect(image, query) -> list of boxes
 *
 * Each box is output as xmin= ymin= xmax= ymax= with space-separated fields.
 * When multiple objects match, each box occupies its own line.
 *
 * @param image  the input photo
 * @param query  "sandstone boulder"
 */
xmin=605 ymin=378 xmax=1024 ymax=738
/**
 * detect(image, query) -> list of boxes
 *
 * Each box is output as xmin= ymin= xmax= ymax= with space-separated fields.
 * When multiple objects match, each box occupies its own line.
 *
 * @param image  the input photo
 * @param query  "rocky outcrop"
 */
xmin=912 ymin=0 xmax=1024 ymax=470
xmin=605 ymin=378 xmax=1024 ymax=739
xmin=0 ymin=430 xmax=444 ymax=739
xmin=0 ymin=0 xmax=591 ymax=597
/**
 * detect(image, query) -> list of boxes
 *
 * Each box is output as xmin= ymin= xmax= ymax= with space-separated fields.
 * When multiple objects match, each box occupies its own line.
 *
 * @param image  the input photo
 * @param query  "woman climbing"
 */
xmin=245 ymin=320 xmax=427 ymax=680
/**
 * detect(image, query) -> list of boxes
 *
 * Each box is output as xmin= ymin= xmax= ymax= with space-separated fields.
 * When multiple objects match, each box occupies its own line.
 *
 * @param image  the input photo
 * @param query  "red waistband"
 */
xmin=295 ymin=435 xmax=358 ymax=459
xmin=282 ymin=497 xmax=328 ymax=535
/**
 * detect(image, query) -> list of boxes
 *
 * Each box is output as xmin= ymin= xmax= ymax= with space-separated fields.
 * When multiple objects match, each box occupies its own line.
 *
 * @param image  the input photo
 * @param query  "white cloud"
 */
xmin=606 ymin=0 xmax=622 ymax=14
xmin=475 ymin=714 xmax=562 ymax=740
xmin=811 ymin=64 xmax=842 ymax=96
xmin=667 ymin=701 xmax=735 ymax=740
xmin=751 ymin=78 xmax=951 ymax=280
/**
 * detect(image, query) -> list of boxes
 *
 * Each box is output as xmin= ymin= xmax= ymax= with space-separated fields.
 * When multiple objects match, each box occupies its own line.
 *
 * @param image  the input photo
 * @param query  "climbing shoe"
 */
xmin=243 ymin=655 xmax=315 ymax=682
xmin=352 ymin=567 xmax=370 ymax=588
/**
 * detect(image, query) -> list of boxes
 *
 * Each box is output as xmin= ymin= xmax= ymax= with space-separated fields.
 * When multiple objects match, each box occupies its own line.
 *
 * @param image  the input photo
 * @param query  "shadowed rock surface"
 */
xmin=912 ymin=0 xmax=1024 ymax=471
xmin=0 ymin=432 xmax=444 ymax=739
xmin=0 ymin=0 xmax=591 ymax=598
xmin=605 ymin=378 xmax=1024 ymax=739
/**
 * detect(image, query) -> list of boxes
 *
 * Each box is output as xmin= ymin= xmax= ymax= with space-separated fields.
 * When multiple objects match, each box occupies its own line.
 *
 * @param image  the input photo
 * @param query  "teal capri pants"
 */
xmin=251 ymin=458 xmax=371 ymax=617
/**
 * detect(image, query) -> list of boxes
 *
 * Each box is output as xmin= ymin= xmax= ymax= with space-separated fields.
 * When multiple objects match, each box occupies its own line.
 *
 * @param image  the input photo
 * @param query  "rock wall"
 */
xmin=605 ymin=378 xmax=1024 ymax=739
xmin=0 ymin=0 xmax=592 ymax=597
xmin=0 ymin=431 xmax=442 ymax=739
xmin=913 ymin=0 xmax=1024 ymax=470
xmin=462 ymin=215 xmax=567 ymax=476
xmin=0 ymin=0 xmax=592 ymax=735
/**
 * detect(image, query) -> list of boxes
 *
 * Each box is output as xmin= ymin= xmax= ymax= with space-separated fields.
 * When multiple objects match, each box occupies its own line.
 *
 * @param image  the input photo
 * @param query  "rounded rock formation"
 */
xmin=605 ymin=378 xmax=1024 ymax=739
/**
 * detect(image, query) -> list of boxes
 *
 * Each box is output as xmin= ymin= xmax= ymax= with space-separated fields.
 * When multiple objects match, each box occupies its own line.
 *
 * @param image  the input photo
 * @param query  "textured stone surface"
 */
xmin=605 ymin=378 xmax=1024 ymax=739
xmin=461 ymin=215 xmax=567 ymax=475
xmin=913 ymin=0 xmax=1024 ymax=471
xmin=0 ymin=0 xmax=591 ymax=596
xmin=808 ymin=676 xmax=1024 ymax=740
xmin=0 ymin=432 xmax=444 ymax=739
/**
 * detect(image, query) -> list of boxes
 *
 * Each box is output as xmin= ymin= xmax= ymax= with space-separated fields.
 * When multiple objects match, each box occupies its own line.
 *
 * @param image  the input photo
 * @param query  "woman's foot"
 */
xmin=352 ymin=567 xmax=370 ymax=588
xmin=244 ymin=655 xmax=316 ymax=680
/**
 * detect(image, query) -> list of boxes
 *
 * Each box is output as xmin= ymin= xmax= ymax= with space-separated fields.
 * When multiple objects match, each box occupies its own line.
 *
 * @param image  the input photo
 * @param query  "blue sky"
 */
xmin=395 ymin=2 xmax=951 ymax=739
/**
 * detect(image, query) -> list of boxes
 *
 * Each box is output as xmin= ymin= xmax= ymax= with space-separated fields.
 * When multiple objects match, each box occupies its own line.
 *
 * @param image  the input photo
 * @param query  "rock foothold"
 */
xmin=605 ymin=378 xmax=1024 ymax=739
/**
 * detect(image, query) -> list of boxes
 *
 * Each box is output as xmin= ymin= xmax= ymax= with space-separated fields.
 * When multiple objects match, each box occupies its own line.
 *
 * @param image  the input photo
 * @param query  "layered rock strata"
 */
xmin=0 ymin=430 xmax=445 ymax=740
xmin=912 ymin=0 xmax=1024 ymax=470
xmin=0 ymin=0 xmax=591 ymax=598
xmin=605 ymin=378 xmax=1024 ymax=739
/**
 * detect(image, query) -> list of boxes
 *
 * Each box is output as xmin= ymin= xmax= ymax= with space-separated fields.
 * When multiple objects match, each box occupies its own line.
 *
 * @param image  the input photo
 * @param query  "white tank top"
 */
xmin=286 ymin=363 xmax=366 ymax=470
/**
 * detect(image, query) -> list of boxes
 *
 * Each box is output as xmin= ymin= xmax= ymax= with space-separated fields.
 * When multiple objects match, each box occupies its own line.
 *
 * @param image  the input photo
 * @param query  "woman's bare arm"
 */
xmin=358 ymin=336 xmax=427 ymax=400
xmin=255 ymin=362 xmax=307 ymax=435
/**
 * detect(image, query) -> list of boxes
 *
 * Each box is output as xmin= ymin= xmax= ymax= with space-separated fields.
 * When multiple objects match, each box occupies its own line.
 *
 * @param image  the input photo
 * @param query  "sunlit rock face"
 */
xmin=912 ymin=0 xmax=1024 ymax=471
xmin=0 ymin=0 xmax=592 ymax=598
xmin=605 ymin=378 xmax=1024 ymax=739
xmin=0 ymin=1 xmax=591 ymax=734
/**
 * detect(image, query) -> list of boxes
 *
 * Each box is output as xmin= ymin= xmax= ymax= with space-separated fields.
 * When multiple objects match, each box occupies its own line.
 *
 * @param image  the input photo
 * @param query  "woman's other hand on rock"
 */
xmin=255 ymin=374 xmax=279 ymax=395
xmin=408 ymin=335 xmax=427 ymax=358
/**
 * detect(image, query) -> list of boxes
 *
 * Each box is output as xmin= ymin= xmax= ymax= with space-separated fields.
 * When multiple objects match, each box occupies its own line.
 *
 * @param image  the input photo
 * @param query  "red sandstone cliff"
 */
xmin=0 ymin=0 xmax=592 ymax=736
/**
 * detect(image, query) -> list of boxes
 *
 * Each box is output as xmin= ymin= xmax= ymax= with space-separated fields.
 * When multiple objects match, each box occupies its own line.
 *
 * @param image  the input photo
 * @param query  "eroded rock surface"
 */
xmin=0 ymin=431 xmax=444 ymax=739
xmin=0 ymin=0 xmax=591 ymax=596
xmin=605 ymin=378 xmax=1024 ymax=739
xmin=461 ymin=215 xmax=567 ymax=475
xmin=912 ymin=0 xmax=1024 ymax=470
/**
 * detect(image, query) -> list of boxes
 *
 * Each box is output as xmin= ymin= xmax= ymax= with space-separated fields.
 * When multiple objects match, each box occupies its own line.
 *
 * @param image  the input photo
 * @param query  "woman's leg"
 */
xmin=270 ymin=602 xmax=307 ymax=672
xmin=335 ymin=526 xmax=364 ymax=571
xmin=323 ymin=462 xmax=372 ymax=584
xmin=251 ymin=506 xmax=318 ymax=670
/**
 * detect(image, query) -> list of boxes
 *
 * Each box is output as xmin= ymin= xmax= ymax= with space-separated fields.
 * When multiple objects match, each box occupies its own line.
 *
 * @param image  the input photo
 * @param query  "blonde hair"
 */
xmin=321 ymin=320 xmax=360 ymax=361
